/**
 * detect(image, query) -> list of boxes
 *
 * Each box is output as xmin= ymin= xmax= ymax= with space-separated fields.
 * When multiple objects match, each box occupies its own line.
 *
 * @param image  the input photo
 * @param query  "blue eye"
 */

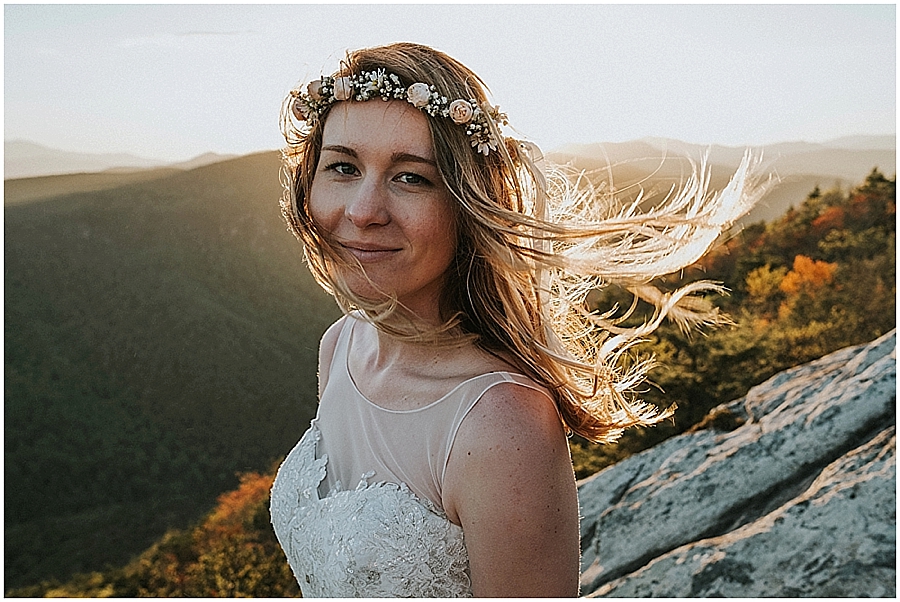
xmin=325 ymin=162 xmax=358 ymax=176
xmin=396 ymin=172 xmax=430 ymax=186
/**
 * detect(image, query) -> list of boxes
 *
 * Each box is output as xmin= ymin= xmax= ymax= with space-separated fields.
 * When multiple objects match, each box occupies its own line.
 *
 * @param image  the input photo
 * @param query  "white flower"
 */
xmin=307 ymin=80 xmax=324 ymax=101
xmin=448 ymin=99 xmax=474 ymax=124
xmin=333 ymin=77 xmax=353 ymax=101
xmin=292 ymin=98 xmax=310 ymax=121
xmin=406 ymin=82 xmax=431 ymax=108
xmin=472 ymin=137 xmax=497 ymax=156
xmin=371 ymin=69 xmax=386 ymax=90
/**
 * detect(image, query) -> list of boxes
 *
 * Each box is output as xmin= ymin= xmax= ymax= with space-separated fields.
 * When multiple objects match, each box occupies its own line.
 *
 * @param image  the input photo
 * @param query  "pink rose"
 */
xmin=448 ymin=99 xmax=474 ymax=124
xmin=307 ymin=80 xmax=324 ymax=101
xmin=333 ymin=77 xmax=353 ymax=101
xmin=406 ymin=82 xmax=431 ymax=108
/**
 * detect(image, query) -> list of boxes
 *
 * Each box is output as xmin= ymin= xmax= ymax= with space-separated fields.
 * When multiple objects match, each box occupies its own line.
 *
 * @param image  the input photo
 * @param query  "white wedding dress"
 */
xmin=269 ymin=422 xmax=472 ymax=597
xmin=270 ymin=314 xmax=550 ymax=597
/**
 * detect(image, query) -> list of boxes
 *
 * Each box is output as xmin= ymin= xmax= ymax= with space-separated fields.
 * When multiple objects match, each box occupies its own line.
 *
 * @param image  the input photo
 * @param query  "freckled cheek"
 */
xmin=440 ymin=224 xmax=458 ymax=256
xmin=424 ymin=216 xmax=458 ymax=267
xmin=306 ymin=182 xmax=339 ymax=230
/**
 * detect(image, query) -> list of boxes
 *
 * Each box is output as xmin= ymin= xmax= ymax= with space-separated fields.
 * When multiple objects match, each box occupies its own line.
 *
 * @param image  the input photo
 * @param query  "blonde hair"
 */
xmin=280 ymin=42 xmax=768 ymax=443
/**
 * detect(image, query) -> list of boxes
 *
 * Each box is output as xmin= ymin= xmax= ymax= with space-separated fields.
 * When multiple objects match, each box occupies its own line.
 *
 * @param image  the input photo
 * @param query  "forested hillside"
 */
xmin=8 ymin=471 xmax=299 ymax=597
xmin=569 ymin=167 xmax=896 ymax=474
xmin=5 ymin=152 xmax=341 ymax=590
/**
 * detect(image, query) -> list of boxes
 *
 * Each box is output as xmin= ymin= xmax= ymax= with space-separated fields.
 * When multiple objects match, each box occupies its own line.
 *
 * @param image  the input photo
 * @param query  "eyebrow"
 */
xmin=321 ymin=145 xmax=437 ymax=168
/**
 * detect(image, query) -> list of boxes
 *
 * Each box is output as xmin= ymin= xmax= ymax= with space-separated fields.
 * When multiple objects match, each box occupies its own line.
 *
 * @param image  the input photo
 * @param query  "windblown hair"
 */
xmin=280 ymin=42 xmax=768 ymax=443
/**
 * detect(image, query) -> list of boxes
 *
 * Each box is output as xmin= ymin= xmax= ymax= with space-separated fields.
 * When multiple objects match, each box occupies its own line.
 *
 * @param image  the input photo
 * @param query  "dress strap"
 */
xmin=320 ymin=313 xmax=356 ymax=385
xmin=438 ymin=371 xmax=555 ymax=508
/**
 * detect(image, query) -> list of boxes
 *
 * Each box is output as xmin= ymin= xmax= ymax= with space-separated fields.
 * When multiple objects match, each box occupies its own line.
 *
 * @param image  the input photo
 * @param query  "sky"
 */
xmin=4 ymin=3 xmax=896 ymax=163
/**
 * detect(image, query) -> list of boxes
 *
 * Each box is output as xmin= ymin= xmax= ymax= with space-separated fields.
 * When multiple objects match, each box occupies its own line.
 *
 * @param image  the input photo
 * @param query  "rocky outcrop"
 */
xmin=578 ymin=331 xmax=896 ymax=597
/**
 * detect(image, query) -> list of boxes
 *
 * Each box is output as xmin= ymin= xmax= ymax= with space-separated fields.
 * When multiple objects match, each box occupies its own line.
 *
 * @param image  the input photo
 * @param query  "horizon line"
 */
xmin=4 ymin=133 xmax=897 ymax=167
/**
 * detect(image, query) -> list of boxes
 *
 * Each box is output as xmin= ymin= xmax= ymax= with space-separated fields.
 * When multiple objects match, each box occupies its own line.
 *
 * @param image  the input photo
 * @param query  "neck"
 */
xmin=351 ymin=318 xmax=450 ymax=384
xmin=356 ymin=307 xmax=473 ymax=368
xmin=371 ymin=326 xmax=427 ymax=371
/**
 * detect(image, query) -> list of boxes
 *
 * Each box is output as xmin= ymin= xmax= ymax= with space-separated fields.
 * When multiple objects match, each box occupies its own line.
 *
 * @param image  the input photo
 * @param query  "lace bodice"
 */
xmin=270 ymin=423 xmax=473 ymax=597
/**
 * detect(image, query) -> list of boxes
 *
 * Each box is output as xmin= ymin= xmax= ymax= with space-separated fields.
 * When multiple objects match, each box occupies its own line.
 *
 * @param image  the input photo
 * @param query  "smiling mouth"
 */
xmin=340 ymin=243 xmax=401 ymax=263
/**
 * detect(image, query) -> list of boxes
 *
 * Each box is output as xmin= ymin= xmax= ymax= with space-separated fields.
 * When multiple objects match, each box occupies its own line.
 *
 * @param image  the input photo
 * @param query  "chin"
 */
xmin=339 ymin=274 xmax=393 ymax=303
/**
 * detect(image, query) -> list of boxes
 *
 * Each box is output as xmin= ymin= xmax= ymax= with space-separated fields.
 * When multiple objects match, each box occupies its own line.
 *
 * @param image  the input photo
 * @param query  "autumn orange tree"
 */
xmin=119 ymin=471 xmax=301 ymax=597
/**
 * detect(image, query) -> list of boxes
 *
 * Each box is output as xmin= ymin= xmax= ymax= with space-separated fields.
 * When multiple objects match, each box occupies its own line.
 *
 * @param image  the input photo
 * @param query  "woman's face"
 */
xmin=308 ymin=100 xmax=457 ymax=321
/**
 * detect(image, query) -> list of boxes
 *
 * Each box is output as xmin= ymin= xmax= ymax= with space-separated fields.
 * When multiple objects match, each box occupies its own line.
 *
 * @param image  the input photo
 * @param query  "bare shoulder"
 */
xmin=444 ymin=382 xmax=571 ymax=511
xmin=317 ymin=314 xmax=350 ymax=396
xmin=453 ymin=381 xmax=565 ymax=454
xmin=443 ymin=380 xmax=580 ymax=597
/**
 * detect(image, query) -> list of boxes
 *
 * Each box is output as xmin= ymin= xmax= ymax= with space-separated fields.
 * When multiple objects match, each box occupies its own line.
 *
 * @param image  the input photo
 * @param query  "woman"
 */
xmin=270 ymin=43 xmax=766 ymax=597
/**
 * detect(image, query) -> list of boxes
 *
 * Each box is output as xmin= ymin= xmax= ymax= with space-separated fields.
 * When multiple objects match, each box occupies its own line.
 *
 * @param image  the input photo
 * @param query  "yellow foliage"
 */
xmin=42 ymin=572 xmax=115 ymax=598
xmin=123 ymin=472 xmax=300 ymax=597
xmin=207 ymin=472 xmax=274 ymax=529
xmin=746 ymin=264 xmax=788 ymax=303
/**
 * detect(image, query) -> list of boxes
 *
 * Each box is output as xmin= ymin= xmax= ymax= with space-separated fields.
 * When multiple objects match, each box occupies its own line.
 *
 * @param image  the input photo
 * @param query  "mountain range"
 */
xmin=6 ymin=134 xmax=894 ymax=230
xmin=3 ymin=139 xmax=237 ymax=180
xmin=549 ymin=135 xmax=895 ymax=226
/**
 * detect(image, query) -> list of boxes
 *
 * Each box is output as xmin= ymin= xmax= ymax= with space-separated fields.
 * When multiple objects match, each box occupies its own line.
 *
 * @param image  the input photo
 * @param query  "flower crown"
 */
xmin=289 ymin=69 xmax=508 ymax=156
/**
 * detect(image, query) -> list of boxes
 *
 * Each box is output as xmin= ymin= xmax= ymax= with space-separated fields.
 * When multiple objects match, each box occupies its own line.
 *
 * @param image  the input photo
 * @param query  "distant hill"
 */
xmin=167 ymin=151 xmax=241 ymax=172
xmin=549 ymin=135 xmax=896 ymax=225
xmin=4 ymin=152 xmax=341 ymax=588
xmin=822 ymin=134 xmax=896 ymax=151
xmin=4 ymin=167 xmax=182 ymax=205
xmin=3 ymin=139 xmax=236 ymax=179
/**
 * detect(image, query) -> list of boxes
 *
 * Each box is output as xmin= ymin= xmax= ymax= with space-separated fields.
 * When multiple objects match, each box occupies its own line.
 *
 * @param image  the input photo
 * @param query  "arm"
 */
xmin=443 ymin=383 xmax=581 ymax=597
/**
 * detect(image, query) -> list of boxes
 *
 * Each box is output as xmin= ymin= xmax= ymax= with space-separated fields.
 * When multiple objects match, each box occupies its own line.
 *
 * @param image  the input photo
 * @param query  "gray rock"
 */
xmin=578 ymin=330 xmax=896 ymax=597
xmin=591 ymin=427 xmax=896 ymax=597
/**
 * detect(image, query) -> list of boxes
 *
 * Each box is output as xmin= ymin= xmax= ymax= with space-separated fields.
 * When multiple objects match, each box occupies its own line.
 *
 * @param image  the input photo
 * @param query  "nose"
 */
xmin=345 ymin=177 xmax=390 ymax=228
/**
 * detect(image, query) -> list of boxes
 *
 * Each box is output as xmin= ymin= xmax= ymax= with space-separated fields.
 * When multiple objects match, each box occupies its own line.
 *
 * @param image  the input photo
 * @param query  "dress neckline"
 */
xmin=343 ymin=314 xmax=518 ymax=414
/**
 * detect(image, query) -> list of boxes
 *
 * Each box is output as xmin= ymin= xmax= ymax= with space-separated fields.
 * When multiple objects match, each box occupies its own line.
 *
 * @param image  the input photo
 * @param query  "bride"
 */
xmin=270 ymin=42 xmax=766 ymax=597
